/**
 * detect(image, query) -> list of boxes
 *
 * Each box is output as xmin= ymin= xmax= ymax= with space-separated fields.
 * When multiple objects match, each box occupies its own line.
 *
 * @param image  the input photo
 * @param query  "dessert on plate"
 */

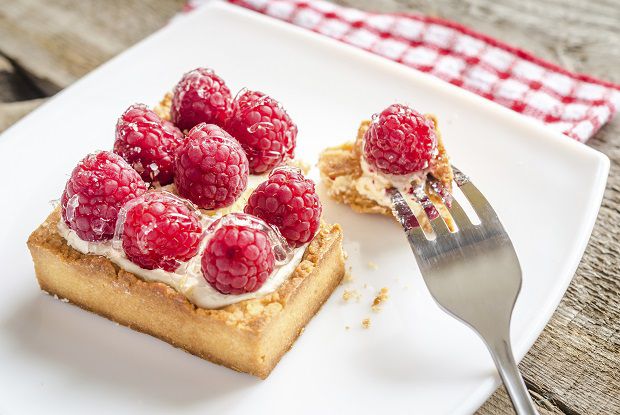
xmin=27 ymin=68 xmax=345 ymax=379
xmin=318 ymin=104 xmax=455 ymax=229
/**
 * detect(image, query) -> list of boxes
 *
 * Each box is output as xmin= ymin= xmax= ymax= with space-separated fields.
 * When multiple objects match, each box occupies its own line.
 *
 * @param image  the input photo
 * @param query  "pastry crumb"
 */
xmin=371 ymin=287 xmax=389 ymax=312
xmin=345 ymin=325 xmax=350 ymax=330
xmin=343 ymin=250 xmax=349 ymax=260
xmin=361 ymin=318 xmax=371 ymax=329
xmin=288 ymin=159 xmax=311 ymax=174
xmin=342 ymin=289 xmax=361 ymax=302
xmin=367 ymin=261 xmax=378 ymax=270
xmin=342 ymin=266 xmax=354 ymax=283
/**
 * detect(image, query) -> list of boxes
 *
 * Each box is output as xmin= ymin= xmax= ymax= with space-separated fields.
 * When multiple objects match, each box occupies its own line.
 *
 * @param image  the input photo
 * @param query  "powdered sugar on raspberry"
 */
xmin=174 ymin=123 xmax=249 ymax=210
xmin=171 ymin=68 xmax=233 ymax=131
xmin=61 ymin=151 xmax=147 ymax=242
xmin=114 ymin=104 xmax=184 ymax=185
xmin=226 ymin=89 xmax=297 ymax=174
xmin=363 ymin=104 xmax=437 ymax=175
xmin=245 ymin=166 xmax=321 ymax=247
xmin=117 ymin=192 xmax=203 ymax=271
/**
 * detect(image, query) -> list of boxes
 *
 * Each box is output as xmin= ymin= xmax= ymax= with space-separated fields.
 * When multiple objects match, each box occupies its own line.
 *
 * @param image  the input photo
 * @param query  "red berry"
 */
xmin=245 ymin=167 xmax=321 ymax=247
xmin=174 ymin=123 xmax=249 ymax=210
xmin=363 ymin=104 xmax=437 ymax=175
xmin=171 ymin=68 xmax=233 ymax=131
xmin=61 ymin=151 xmax=147 ymax=242
xmin=114 ymin=104 xmax=184 ymax=185
xmin=201 ymin=214 xmax=275 ymax=294
xmin=120 ymin=192 xmax=203 ymax=271
xmin=226 ymin=89 xmax=297 ymax=174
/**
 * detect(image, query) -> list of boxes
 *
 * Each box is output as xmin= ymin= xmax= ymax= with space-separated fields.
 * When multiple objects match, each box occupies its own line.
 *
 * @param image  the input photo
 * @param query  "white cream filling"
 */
xmin=355 ymin=157 xmax=428 ymax=208
xmin=57 ymin=172 xmax=308 ymax=309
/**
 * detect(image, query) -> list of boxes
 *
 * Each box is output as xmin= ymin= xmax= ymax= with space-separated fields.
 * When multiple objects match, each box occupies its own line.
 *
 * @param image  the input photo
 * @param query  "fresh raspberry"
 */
xmin=226 ymin=89 xmax=297 ymax=174
xmin=120 ymin=192 xmax=203 ymax=271
xmin=201 ymin=214 xmax=275 ymax=294
xmin=174 ymin=123 xmax=249 ymax=210
xmin=171 ymin=68 xmax=233 ymax=131
xmin=61 ymin=151 xmax=147 ymax=242
xmin=363 ymin=104 xmax=437 ymax=175
xmin=114 ymin=104 xmax=184 ymax=185
xmin=245 ymin=167 xmax=321 ymax=247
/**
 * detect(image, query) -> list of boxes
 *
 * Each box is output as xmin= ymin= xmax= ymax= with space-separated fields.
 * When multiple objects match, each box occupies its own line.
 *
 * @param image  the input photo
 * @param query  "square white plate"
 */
xmin=0 ymin=2 xmax=609 ymax=414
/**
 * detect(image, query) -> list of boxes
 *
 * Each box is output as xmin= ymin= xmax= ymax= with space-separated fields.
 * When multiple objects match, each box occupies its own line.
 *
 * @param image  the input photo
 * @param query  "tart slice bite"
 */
xmin=318 ymin=104 xmax=455 ymax=230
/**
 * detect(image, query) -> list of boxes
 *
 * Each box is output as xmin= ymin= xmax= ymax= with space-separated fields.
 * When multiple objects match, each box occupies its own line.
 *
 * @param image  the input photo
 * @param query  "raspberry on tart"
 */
xmin=245 ymin=167 xmax=321 ymax=247
xmin=114 ymin=104 xmax=185 ymax=185
xmin=201 ymin=213 xmax=276 ymax=295
xmin=226 ymin=89 xmax=297 ymax=174
xmin=364 ymin=104 xmax=437 ymax=175
xmin=171 ymin=68 xmax=233 ymax=131
xmin=61 ymin=151 xmax=147 ymax=242
xmin=174 ymin=123 xmax=249 ymax=210
xmin=119 ymin=192 xmax=203 ymax=271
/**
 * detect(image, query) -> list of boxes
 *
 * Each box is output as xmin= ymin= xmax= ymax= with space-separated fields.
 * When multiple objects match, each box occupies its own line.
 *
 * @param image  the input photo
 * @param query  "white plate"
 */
xmin=0 ymin=2 xmax=609 ymax=414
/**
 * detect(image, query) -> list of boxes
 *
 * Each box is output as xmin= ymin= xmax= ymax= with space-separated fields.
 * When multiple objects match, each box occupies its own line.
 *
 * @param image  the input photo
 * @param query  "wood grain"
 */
xmin=0 ymin=0 xmax=619 ymax=414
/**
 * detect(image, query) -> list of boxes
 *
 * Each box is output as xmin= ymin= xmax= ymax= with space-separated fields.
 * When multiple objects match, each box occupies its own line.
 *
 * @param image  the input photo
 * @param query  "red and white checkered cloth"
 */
xmin=185 ymin=0 xmax=620 ymax=142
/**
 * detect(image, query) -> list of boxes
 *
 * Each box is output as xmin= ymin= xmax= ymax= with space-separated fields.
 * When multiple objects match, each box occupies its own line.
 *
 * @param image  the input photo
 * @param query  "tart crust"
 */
xmin=27 ymin=209 xmax=345 ymax=379
xmin=318 ymin=116 xmax=454 ymax=226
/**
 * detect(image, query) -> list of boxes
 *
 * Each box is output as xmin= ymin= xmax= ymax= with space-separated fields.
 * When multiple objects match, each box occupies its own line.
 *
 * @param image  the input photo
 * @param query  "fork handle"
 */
xmin=487 ymin=337 xmax=540 ymax=415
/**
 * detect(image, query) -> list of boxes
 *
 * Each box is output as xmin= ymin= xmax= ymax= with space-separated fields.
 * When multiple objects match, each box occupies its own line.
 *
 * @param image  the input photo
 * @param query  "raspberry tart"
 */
xmin=27 ymin=68 xmax=345 ymax=379
xmin=318 ymin=104 xmax=454 ymax=229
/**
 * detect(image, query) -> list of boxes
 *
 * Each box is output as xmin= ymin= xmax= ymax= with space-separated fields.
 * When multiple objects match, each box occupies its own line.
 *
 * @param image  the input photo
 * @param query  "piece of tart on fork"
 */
xmin=318 ymin=103 xmax=455 ymax=230
xmin=28 ymin=67 xmax=345 ymax=379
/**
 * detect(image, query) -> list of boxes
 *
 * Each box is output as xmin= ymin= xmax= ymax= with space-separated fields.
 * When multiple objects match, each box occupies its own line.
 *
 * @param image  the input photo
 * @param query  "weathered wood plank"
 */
xmin=0 ymin=0 xmax=184 ymax=93
xmin=0 ymin=99 xmax=46 ymax=132
xmin=0 ymin=1 xmax=619 ymax=414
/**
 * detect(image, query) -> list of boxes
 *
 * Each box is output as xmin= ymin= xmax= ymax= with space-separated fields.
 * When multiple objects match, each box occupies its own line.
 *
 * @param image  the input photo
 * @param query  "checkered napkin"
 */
xmin=185 ymin=0 xmax=620 ymax=142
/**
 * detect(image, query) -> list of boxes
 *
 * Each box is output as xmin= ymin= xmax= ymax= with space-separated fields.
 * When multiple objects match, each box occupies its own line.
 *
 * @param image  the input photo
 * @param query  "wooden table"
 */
xmin=1 ymin=1 xmax=618 ymax=413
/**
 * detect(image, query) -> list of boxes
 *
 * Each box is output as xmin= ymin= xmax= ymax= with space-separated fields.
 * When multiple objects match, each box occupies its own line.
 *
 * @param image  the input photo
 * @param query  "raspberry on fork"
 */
xmin=363 ymin=104 xmax=437 ymax=175
xmin=226 ymin=89 xmax=297 ymax=174
xmin=119 ymin=192 xmax=203 ymax=271
xmin=114 ymin=104 xmax=185 ymax=185
xmin=61 ymin=151 xmax=147 ymax=242
xmin=245 ymin=167 xmax=321 ymax=247
xmin=201 ymin=213 xmax=275 ymax=295
xmin=171 ymin=68 xmax=233 ymax=131
xmin=174 ymin=123 xmax=249 ymax=210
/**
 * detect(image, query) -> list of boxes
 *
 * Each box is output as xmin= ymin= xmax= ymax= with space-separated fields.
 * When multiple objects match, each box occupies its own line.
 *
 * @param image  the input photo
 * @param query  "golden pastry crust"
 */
xmin=27 ymin=210 xmax=345 ymax=378
xmin=318 ymin=116 xmax=454 ymax=228
xmin=153 ymin=92 xmax=173 ymax=121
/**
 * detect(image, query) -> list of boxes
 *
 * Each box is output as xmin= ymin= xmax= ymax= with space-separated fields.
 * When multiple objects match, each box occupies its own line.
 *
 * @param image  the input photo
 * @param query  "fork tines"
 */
xmin=389 ymin=166 xmax=496 ymax=241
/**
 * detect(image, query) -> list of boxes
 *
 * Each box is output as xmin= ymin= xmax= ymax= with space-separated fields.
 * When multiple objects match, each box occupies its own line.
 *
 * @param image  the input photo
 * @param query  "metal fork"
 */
xmin=389 ymin=166 xmax=539 ymax=415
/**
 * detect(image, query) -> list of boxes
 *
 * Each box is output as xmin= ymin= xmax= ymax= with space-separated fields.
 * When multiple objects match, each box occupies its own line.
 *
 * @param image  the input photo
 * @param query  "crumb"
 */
xmin=345 ymin=326 xmax=350 ymax=330
xmin=343 ymin=250 xmax=349 ymax=260
xmin=363 ymin=283 xmax=368 ymax=289
xmin=361 ymin=318 xmax=371 ymax=329
xmin=342 ymin=289 xmax=361 ymax=302
xmin=288 ymin=159 xmax=311 ymax=174
xmin=342 ymin=267 xmax=354 ymax=283
xmin=367 ymin=261 xmax=378 ymax=270
xmin=60 ymin=298 xmax=69 ymax=303
xmin=371 ymin=287 xmax=389 ymax=312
